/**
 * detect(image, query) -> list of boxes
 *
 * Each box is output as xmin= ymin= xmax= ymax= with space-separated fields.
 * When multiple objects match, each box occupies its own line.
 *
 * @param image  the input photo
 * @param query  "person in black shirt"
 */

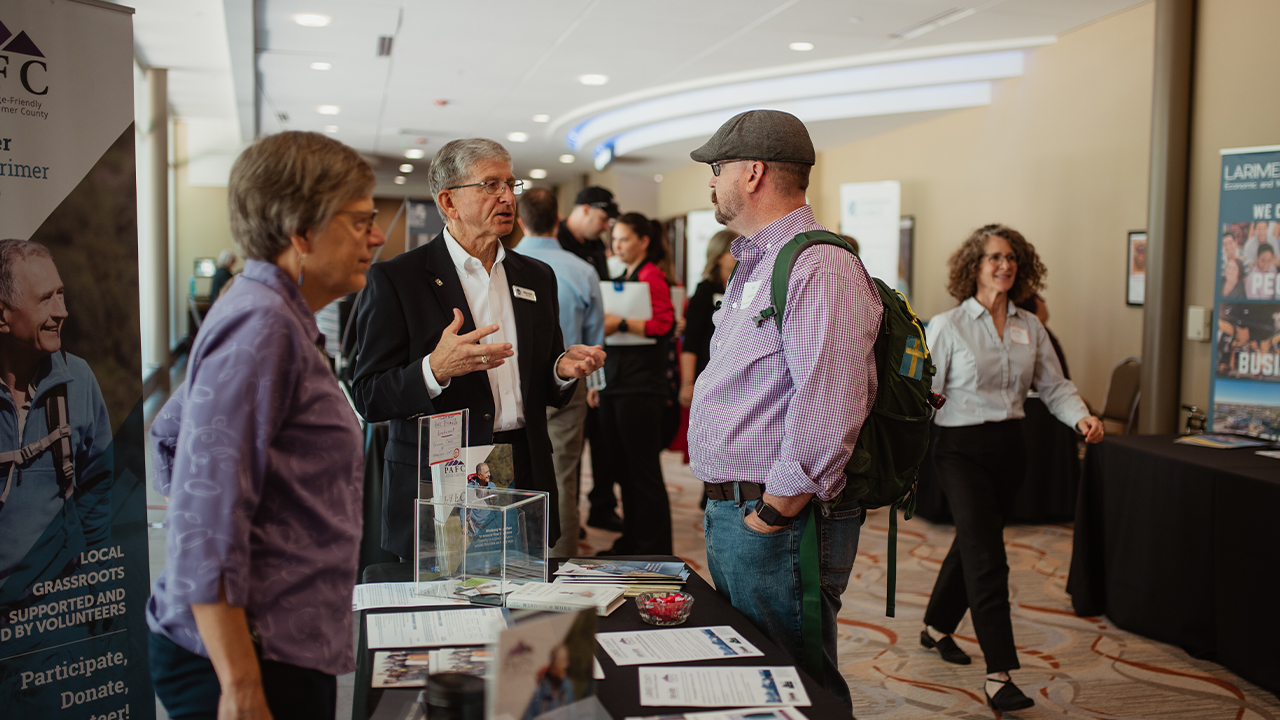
xmin=557 ymin=186 xmax=617 ymax=281
xmin=679 ymin=229 xmax=737 ymax=408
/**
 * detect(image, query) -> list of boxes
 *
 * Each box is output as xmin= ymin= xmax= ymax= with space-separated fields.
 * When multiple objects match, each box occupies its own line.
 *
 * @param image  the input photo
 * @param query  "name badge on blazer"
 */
xmin=513 ymin=286 xmax=537 ymax=302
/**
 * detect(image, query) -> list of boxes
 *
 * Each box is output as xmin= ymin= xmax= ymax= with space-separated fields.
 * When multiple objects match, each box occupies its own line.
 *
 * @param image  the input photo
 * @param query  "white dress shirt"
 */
xmin=421 ymin=228 xmax=571 ymax=432
xmin=927 ymin=297 xmax=1089 ymax=429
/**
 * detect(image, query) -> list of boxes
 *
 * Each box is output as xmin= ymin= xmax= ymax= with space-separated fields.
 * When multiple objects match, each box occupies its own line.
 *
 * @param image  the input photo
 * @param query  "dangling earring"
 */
xmin=297 ymin=253 xmax=306 ymax=287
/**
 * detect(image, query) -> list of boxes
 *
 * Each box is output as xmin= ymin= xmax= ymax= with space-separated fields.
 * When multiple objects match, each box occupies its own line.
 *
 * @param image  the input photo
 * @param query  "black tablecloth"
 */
xmin=353 ymin=558 xmax=848 ymax=719
xmin=915 ymin=398 xmax=1081 ymax=524
xmin=1066 ymin=434 xmax=1280 ymax=696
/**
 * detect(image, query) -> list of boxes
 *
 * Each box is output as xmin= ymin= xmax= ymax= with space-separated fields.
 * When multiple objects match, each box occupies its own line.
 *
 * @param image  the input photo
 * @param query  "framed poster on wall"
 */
xmin=1126 ymin=231 xmax=1147 ymax=306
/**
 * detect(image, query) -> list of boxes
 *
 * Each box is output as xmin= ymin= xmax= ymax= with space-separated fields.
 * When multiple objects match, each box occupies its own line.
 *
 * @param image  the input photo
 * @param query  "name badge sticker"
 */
xmin=1009 ymin=326 xmax=1030 ymax=346
xmin=513 ymin=286 xmax=537 ymax=302
xmin=741 ymin=281 xmax=762 ymax=307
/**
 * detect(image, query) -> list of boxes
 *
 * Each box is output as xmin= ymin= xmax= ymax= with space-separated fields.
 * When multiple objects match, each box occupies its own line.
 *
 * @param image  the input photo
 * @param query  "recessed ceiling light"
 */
xmin=578 ymin=74 xmax=608 ymax=86
xmin=310 ymin=61 xmax=332 ymax=71
xmin=399 ymin=163 xmax=414 ymax=173
xmin=789 ymin=42 xmax=815 ymax=52
xmin=529 ymin=169 xmax=548 ymax=179
xmin=293 ymin=14 xmax=331 ymax=27
xmin=849 ymin=17 xmax=863 ymax=24
xmin=531 ymin=114 xmax=550 ymax=123
xmin=316 ymin=105 xmax=341 ymax=115
xmin=559 ymin=154 xmax=575 ymax=164
xmin=323 ymin=125 xmax=339 ymax=133
xmin=507 ymin=132 xmax=529 ymax=143
xmin=404 ymin=148 xmax=426 ymax=159
xmin=394 ymin=176 xmax=406 ymax=185
xmin=654 ymin=174 xmax=663 ymax=183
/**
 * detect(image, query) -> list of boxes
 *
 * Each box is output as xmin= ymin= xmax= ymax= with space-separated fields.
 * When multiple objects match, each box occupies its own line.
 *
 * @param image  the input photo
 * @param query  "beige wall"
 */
xmin=173 ymin=122 xmax=235 ymax=340
xmin=1181 ymin=0 xmax=1280 ymax=412
xmin=658 ymin=2 xmax=1156 ymax=408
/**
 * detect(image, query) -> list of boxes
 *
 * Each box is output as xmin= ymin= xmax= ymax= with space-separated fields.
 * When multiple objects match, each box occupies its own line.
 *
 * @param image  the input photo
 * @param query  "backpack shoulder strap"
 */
xmin=45 ymin=360 xmax=75 ymax=498
xmin=760 ymin=230 xmax=856 ymax=332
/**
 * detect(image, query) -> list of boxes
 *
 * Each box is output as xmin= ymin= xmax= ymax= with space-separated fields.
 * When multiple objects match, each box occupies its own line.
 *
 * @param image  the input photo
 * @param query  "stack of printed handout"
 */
xmin=555 ymin=558 xmax=690 ymax=597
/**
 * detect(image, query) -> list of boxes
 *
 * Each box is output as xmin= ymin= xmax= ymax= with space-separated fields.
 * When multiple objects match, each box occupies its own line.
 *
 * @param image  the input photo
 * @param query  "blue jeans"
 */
xmin=704 ymin=493 xmax=863 ymax=715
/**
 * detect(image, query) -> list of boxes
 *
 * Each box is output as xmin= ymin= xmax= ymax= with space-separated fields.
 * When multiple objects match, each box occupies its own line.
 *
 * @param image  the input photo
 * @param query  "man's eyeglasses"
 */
xmin=983 ymin=253 xmax=1018 ymax=266
xmin=710 ymin=159 xmax=754 ymax=177
xmin=447 ymin=179 xmax=525 ymax=196
xmin=336 ymin=208 xmax=379 ymax=235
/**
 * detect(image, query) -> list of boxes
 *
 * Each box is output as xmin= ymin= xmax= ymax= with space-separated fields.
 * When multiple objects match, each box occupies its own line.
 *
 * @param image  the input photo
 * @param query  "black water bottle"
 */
xmin=424 ymin=672 xmax=484 ymax=720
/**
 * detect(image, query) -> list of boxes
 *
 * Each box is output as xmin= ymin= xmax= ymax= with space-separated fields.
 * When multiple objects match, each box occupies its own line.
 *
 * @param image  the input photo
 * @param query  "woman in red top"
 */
xmin=595 ymin=212 xmax=675 ymax=555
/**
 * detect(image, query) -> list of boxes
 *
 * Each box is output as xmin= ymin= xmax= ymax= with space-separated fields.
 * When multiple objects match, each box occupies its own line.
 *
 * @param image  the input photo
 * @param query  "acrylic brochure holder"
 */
xmin=416 ymin=410 xmax=549 ymax=603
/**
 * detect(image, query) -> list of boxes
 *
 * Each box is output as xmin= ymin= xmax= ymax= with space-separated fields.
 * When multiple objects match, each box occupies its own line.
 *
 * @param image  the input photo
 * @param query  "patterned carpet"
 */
xmin=580 ymin=450 xmax=1280 ymax=720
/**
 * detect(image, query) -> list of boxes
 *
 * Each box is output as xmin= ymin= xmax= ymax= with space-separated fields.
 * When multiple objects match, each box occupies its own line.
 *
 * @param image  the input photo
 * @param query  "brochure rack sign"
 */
xmin=1210 ymin=145 xmax=1280 ymax=440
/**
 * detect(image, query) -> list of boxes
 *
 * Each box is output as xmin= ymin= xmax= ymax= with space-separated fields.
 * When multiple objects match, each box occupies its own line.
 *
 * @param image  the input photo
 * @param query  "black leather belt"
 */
xmin=703 ymin=481 xmax=764 ymax=502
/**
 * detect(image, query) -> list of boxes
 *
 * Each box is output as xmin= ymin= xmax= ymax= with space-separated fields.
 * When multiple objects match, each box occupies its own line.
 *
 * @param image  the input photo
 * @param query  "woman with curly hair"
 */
xmin=920 ymin=224 xmax=1103 ymax=711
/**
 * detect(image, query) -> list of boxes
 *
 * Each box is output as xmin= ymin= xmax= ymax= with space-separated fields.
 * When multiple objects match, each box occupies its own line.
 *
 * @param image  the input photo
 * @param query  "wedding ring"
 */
xmin=480 ymin=354 xmax=489 ymax=364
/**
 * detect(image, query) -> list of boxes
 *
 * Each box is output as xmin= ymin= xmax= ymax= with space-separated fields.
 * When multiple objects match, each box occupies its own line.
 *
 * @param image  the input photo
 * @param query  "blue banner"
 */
xmin=1210 ymin=145 xmax=1280 ymax=440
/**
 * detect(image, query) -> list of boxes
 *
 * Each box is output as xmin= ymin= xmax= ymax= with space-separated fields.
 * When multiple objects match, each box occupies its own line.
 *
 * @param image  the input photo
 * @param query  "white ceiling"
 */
xmin=125 ymin=0 xmax=1148 ymax=192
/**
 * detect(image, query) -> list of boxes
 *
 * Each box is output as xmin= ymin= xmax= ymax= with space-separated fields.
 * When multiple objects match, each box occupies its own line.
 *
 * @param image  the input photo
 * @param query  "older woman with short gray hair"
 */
xmin=147 ymin=131 xmax=385 ymax=720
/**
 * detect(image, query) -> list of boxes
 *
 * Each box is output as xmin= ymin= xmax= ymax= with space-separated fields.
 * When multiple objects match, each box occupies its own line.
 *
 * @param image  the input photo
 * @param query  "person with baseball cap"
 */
xmin=558 ymin=186 xmax=617 ymax=282
xmin=685 ymin=110 xmax=881 ymax=714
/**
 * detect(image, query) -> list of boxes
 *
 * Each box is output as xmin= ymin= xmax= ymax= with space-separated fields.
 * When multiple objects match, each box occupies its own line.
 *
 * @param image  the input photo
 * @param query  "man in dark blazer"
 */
xmin=351 ymin=138 xmax=605 ymax=560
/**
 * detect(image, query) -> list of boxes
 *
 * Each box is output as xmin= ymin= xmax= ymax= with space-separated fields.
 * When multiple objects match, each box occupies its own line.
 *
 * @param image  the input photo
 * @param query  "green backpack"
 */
xmin=754 ymin=230 xmax=942 ymax=619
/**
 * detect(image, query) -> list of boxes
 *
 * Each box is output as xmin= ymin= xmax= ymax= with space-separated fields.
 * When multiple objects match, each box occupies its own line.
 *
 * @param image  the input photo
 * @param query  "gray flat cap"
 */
xmin=690 ymin=109 xmax=815 ymax=166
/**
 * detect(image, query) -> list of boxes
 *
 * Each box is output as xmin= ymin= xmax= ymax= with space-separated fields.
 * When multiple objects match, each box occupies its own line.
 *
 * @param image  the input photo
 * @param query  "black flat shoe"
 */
xmin=986 ymin=678 xmax=1035 ymax=712
xmin=920 ymin=630 xmax=971 ymax=665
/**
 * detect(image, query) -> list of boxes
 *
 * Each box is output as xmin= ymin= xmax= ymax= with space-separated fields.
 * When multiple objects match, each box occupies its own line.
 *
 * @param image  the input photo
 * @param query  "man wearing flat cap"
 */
xmin=687 ymin=110 xmax=881 ymax=713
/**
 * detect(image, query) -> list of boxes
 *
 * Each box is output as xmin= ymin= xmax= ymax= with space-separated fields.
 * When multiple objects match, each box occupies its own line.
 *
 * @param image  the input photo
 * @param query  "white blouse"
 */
xmin=926 ymin=297 xmax=1090 ymax=429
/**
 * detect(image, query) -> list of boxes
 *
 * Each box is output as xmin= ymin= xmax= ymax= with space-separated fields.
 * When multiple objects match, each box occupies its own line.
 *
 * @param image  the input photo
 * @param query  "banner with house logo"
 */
xmin=0 ymin=2 xmax=154 ymax=718
xmin=1210 ymin=145 xmax=1280 ymax=440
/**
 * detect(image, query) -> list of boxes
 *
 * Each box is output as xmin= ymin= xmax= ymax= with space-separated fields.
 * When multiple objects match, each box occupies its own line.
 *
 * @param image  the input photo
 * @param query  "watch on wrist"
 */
xmin=755 ymin=500 xmax=796 ymax=527
xmin=618 ymin=318 xmax=629 ymax=334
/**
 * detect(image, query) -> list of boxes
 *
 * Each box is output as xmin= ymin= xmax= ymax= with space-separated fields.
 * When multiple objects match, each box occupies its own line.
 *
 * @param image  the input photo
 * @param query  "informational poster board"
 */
xmin=1209 ymin=145 xmax=1280 ymax=440
xmin=839 ymin=181 xmax=902 ymax=286
xmin=406 ymin=199 xmax=443 ymax=251
xmin=684 ymin=209 xmax=725 ymax=292
xmin=0 ymin=1 xmax=154 ymax=718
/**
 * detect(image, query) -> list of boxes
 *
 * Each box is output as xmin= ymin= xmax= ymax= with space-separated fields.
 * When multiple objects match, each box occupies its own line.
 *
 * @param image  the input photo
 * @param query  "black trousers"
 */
xmin=149 ymin=631 xmax=336 ymax=720
xmin=596 ymin=393 xmax=672 ymax=554
xmin=584 ymin=405 xmax=618 ymax=518
xmin=923 ymin=421 xmax=1027 ymax=674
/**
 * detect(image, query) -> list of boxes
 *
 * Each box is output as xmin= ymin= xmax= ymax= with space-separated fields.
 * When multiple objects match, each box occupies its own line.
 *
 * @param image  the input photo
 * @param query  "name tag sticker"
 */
xmin=512 ymin=286 xmax=537 ymax=302
xmin=1009 ymin=326 xmax=1030 ymax=345
xmin=741 ymin=281 xmax=762 ymax=306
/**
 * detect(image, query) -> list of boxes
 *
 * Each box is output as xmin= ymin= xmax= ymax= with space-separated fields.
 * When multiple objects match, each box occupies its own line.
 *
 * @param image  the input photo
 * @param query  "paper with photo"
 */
xmin=638 ymin=666 xmax=811 ymax=708
xmin=372 ymin=651 xmax=433 ymax=688
xmin=596 ymin=626 xmax=763 ymax=666
xmin=353 ymin=582 xmax=470 ymax=611
xmin=625 ymin=708 xmax=810 ymax=720
xmin=490 ymin=608 xmax=598 ymax=720
xmin=366 ymin=608 xmax=506 ymax=649
xmin=430 ymin=647 xmax=492 ymax=677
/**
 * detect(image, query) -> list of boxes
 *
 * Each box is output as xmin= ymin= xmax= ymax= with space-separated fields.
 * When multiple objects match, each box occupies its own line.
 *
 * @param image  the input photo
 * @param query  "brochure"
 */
xmin=353 ymin=582 xmax=470 ymax=611
xmin=490 ymin=608 xmax=598 ymax=720
xmin=508 ymin=582 xmax=627 ymax=616
xmin=430 ymin=647 xmax=492 ymax=677
xmin=556 ymin=559 xmax=689 ymax=582
xmin=372 ymin=650 xmax=433 ymax=688
xmin=1173 ymin=433 xmax=1271 ymax=449
xmin=625 ymin=708 xmax=810 ymax=720
xmin=637 ymin=667 xmax=811 ymax=708
xmin=366 ymin=607 xmax=506 ymax=649
xmin=596 ymin=626 xmax=764 ymax=666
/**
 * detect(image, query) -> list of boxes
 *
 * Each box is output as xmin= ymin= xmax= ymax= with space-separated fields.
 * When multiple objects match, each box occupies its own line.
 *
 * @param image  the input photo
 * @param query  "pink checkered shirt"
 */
xmin=687 ymin=206 xmax=881 ymax=500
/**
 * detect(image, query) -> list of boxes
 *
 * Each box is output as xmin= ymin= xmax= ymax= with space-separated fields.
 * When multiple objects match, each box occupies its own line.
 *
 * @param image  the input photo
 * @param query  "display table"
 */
xmin=915 ymin=397 xmax=1081 ymax=524
xmin=1066 ymin=434 xmax=1280 ymax=696
xmin=352 ymin=558 xmax=847 ymax=719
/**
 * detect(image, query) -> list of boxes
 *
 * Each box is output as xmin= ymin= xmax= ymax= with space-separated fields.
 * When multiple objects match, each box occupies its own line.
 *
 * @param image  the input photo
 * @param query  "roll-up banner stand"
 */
xmin=1210 ymin=145 xmax=1280 ymax=440
xmin=0 ymin=1 xmax=154 ymax=718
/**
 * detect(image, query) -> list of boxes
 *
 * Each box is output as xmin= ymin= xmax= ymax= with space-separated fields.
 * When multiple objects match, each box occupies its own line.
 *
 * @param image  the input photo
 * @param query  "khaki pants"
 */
xmin=546 ymin=381 xmax=588 ymax=557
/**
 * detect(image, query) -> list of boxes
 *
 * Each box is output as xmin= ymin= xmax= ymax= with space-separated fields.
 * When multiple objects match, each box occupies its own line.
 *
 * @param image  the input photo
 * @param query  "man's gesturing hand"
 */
xmin=429 ymin=309 xmax=514 ymax=385
xmin=556 ymin=344 xmax=606 ymax=380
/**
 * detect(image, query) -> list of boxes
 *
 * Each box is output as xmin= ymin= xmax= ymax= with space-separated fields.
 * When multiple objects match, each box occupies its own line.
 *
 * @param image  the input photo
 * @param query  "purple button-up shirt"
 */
xmin=687 ymin=206 xmax=881 ymax=501
xmin=147 ymin=260 xmax=364 ymax=675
